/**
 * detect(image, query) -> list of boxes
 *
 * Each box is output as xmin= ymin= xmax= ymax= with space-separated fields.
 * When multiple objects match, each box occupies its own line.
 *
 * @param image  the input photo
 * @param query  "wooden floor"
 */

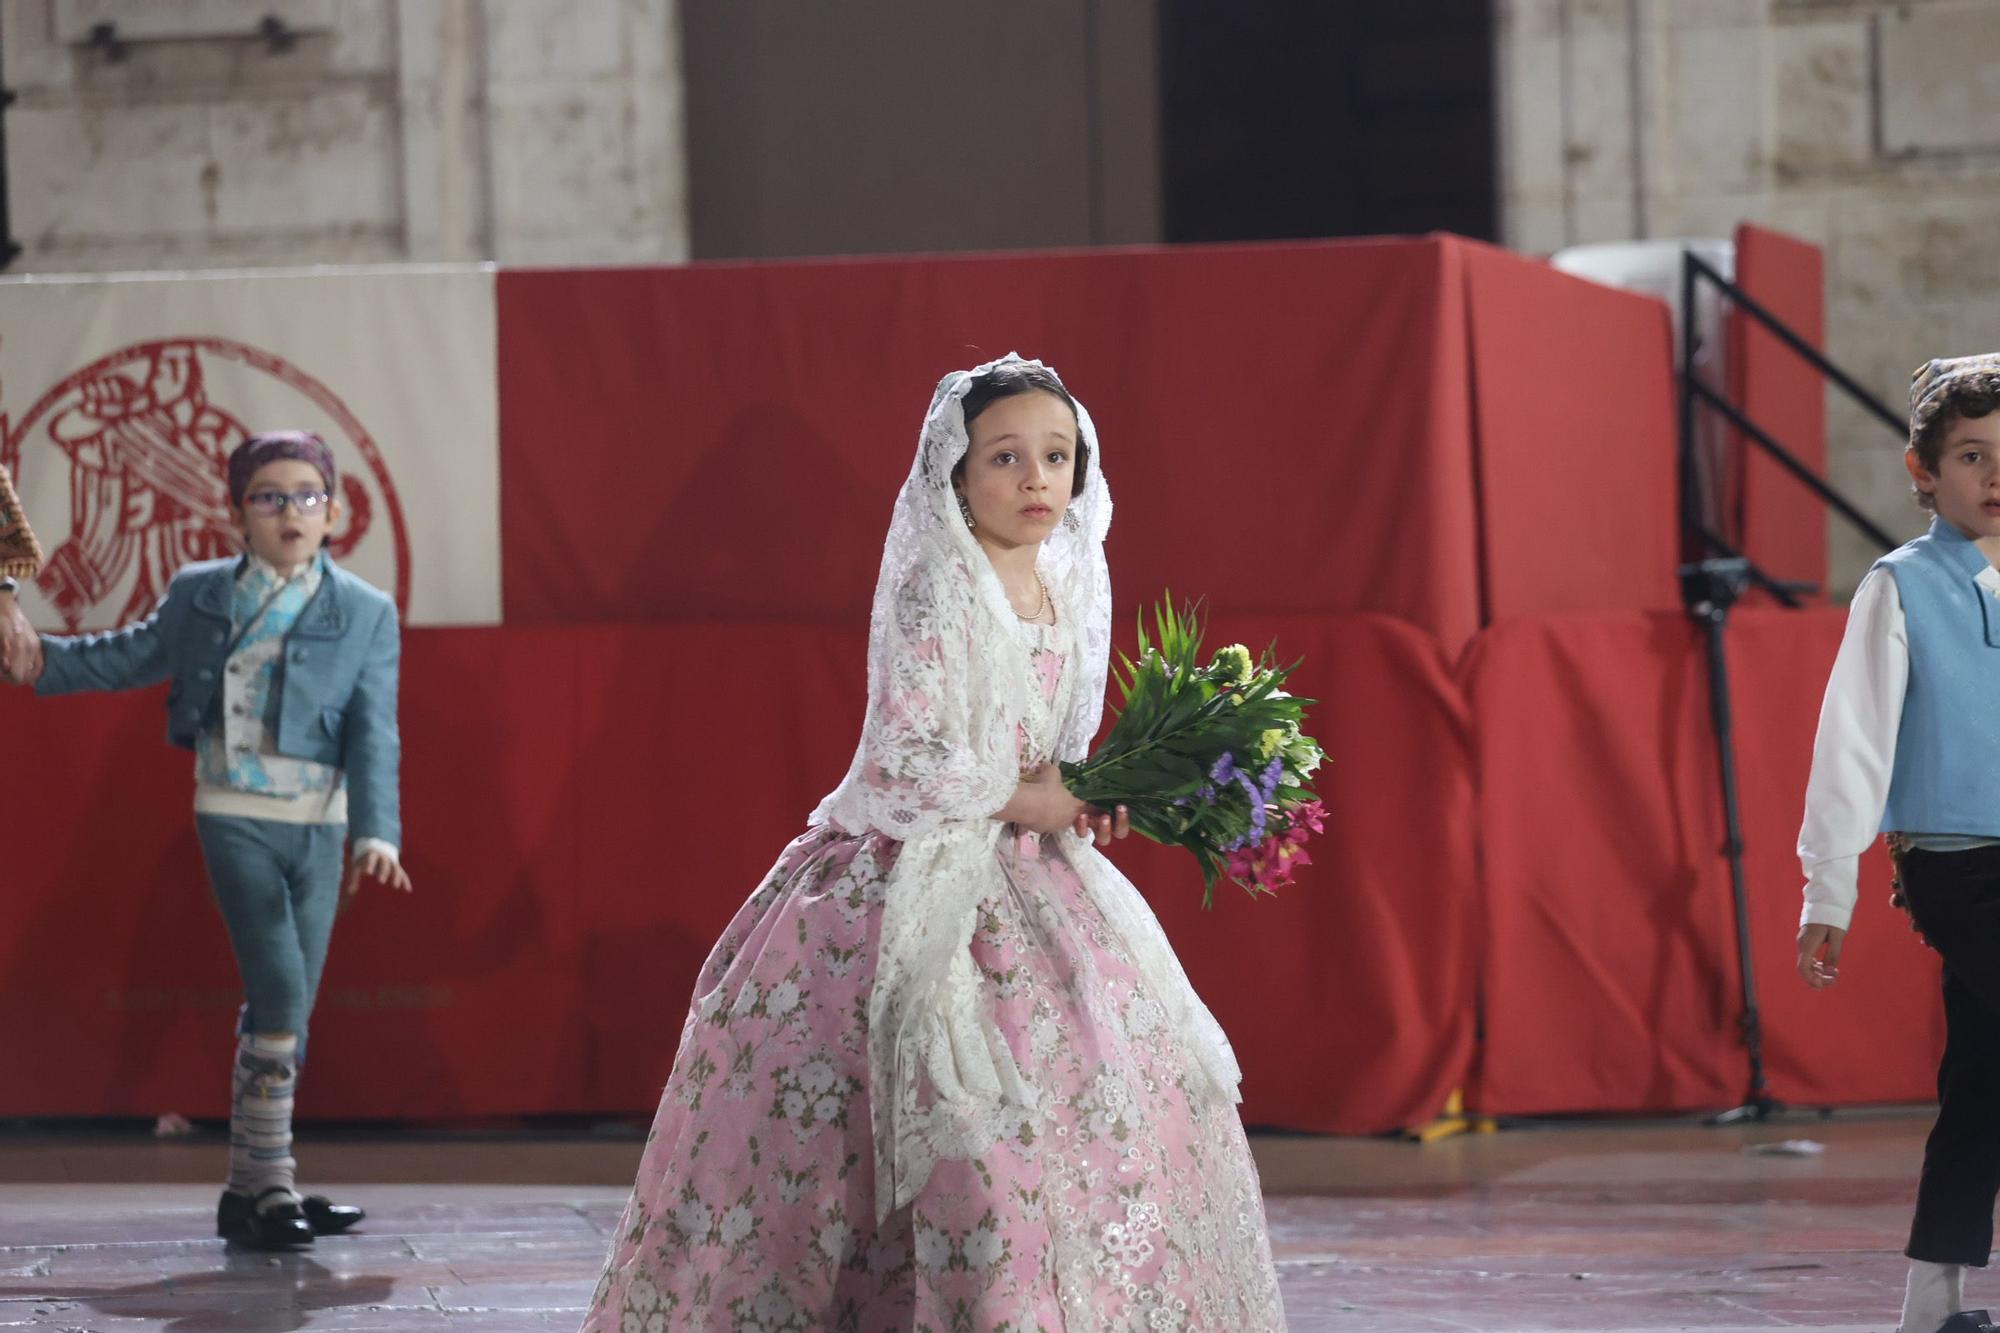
xmin=0 ymin=1112 xmax=1956 ymax=1331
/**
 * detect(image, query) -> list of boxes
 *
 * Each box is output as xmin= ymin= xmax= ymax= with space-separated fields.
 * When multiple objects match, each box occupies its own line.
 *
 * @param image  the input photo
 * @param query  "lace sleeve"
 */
xmin=820 ymin=551 xmax=1019 ymax=838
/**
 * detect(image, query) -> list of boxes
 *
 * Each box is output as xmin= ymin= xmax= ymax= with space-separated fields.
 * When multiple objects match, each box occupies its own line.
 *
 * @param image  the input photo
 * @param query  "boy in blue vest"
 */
xmin=11 ymin=431 xmax=412 ymax=1250
xmin=1798 ymin=354 xmax=2000 ymax=1333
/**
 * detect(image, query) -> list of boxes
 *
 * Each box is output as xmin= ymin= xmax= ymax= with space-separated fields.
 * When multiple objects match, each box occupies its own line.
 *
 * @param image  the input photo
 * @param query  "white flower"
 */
xmin=799 ymin=1054 xmax=838 ymax=1095
xmin=817 ymin=1219 xmax=849 ymax=1261
xmin=812 ymin=1093 xmax=842 ymax=1125
xmin=750 ymin=1282 xmax=795 ymax=1323
xmin=767 ymin=979 xmax=802 ymax=1014
xmin=780 ymin=1089 xmax=807 ymax=1122
xmin=963 ymin=1223 xmax=1004 ymax=1269
xmin=626 ymin=1275 xmax=662 ymax=1312
xmin=644 ymin=1313 xmax=666 ymax=1333
xmin=1126 ymin=997 xmax=1163 ymax=1039
xmin=1030 ymin=1012 xmax=1062 ymax=1063
xmin=719 ymin=1203 xmax=755 ymax=1246
xmin=914 ymin=1222 xmax=954 ymax=1272
xmin=673 ymin=1197 xmax=711 ymax=1241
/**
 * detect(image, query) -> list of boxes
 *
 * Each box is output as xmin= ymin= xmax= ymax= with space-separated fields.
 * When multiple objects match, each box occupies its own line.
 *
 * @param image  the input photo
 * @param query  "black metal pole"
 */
xmin=1685 ymin=251 xmax=1905 ymax=438
xmin=1679 ymin=251 xmax=1701 ymax=557
xmin=1689 ymin=578 xmax=1776 ymax=1123
xmin=1678 ymin=251 xmax=1780 ymax=1123
xmin=1691 ymin=379 xmax=1901 ymax=553
xmin=0 ymin=5 xmax=21 ymax=271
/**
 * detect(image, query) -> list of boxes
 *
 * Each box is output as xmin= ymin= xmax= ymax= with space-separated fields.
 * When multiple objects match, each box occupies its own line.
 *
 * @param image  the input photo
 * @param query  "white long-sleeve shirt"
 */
xmin=1798 ymin=562 xmax=2000 ymax=930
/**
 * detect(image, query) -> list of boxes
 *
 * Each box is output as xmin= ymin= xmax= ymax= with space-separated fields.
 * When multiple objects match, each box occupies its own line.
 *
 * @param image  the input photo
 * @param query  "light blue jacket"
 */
xmin=1880 ymin=516 xmax=2000 ymax=839
xmin=37 ymin=554 xmax=402 ymax=847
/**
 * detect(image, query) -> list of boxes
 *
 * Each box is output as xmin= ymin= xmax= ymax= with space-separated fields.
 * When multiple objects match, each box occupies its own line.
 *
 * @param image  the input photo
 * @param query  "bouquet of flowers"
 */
xmin=1060 ymin=597 xmax=1325 ymax=906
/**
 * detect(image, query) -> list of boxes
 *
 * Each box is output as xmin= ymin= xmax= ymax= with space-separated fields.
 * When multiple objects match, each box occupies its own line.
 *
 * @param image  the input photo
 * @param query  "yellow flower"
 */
xmin=1258 ymin=728 xmax=1286 ymax=760
xmin=1211 ymin=644 xmax=1253 ymax=686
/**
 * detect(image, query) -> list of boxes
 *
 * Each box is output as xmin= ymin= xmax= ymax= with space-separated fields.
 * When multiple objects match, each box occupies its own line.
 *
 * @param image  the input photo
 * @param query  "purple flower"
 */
xmin=1210 ymin=752 xmax=1238 ymax=785
xmin=1219 ymin=767 xmax=1269 ymax=851
xmin=1260 ymin=757 xmax=1284 ymax=802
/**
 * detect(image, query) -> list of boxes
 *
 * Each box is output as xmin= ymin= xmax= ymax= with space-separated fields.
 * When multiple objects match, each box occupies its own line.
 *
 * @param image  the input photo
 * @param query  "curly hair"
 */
xmin=1910 ymin=370 xmax=2000 ymax=511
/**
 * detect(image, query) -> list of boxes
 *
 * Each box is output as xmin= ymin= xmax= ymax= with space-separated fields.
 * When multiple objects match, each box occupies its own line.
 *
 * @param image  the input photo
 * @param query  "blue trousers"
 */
xmin=194 ymin=815 xmax=346 ymax=1038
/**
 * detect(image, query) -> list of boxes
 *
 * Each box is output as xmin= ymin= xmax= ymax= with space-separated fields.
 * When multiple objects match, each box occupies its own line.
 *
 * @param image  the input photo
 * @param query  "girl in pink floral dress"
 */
xmin=582 ymin=357 xmax=1284 ymax=1332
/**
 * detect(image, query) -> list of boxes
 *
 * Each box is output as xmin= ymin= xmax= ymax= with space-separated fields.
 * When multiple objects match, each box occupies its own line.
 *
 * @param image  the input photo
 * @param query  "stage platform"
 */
xmin=0 ymin=1113 xmax=1938 ymax=1330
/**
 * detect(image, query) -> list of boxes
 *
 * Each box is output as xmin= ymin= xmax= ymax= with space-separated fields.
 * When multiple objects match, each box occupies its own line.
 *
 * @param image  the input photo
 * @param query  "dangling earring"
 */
xmin=957 ymin=494 xmax=976 ymax=529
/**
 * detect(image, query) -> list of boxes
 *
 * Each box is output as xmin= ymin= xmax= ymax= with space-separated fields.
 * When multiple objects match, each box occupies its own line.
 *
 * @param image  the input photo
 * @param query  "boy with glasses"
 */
xmin=11 ymin=430 xmax=410 ymax=1249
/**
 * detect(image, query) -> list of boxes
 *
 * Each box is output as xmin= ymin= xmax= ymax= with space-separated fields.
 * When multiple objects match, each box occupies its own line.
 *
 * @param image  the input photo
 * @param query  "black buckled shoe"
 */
xmin=1936 ymin=1313 xmax=1999 ymax=1333
xmin=219 ymin=1189 xmax=364 ymax=1239
xmin=217 ymin=1187 xmax=312 ymax=1249
xmin=301 ymin=1195 xmax=364 ymax=1235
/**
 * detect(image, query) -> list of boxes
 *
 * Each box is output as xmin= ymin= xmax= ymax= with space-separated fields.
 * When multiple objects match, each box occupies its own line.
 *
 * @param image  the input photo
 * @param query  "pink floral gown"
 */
xmin=582 ymin=619 xmax=1284 ymax=1332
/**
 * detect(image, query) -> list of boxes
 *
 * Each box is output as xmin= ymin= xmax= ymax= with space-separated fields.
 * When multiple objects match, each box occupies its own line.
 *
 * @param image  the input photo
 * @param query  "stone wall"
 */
xmin=1497 ymin=0 xmax=2000 ymax=595
xmin=0 ymin=0 xmax=688 ymax=270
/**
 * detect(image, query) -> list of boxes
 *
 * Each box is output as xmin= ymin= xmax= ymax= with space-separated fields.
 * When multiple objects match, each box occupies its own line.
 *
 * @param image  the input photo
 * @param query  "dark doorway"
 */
xmin=1159 ymin=2 xmax=1497 ymax=244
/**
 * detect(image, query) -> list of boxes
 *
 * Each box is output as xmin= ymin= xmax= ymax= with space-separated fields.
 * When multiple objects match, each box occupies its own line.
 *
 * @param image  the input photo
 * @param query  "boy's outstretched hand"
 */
xmin=1796 ymin=922 xmax=1846 ymax=988
xmin=342 ymin=847 xmax=414 ymax=902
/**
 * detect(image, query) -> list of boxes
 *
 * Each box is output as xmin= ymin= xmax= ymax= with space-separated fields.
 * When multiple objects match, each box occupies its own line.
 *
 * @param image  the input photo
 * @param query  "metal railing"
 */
xmin=1676 ymin=246 xmax=1903 ymax=1122
xmin=1678 ymin=249 xmax=1900 ymax=600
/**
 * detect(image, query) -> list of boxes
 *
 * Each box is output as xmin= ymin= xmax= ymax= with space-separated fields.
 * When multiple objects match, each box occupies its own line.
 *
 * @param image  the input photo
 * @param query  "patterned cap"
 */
xmin=226 ymin=430 xmax=337 ymax=507
xmin=1910 ymin=353 xmax=2000 ymax=418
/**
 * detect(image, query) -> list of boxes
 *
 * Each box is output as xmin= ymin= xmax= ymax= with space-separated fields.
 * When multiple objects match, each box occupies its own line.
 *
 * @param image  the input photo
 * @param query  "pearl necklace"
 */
xmin=1013 ymin=568 xmax=1052 ymax=623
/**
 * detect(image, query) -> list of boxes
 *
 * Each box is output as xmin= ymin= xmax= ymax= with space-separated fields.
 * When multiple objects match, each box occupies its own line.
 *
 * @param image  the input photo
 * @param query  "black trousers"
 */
xmin=1902 ymin=843 xmax=2000 ymax=1266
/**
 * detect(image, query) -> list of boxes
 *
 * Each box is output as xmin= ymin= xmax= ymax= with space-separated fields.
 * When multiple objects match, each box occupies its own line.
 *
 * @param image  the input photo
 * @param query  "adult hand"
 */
xmin=1796 ymin=922 xmax=1846 ymax=989
xmin=0 ymin=592 xmax=42 ymax=685
xmin=342 ymin=847 xmax=414 ymax=901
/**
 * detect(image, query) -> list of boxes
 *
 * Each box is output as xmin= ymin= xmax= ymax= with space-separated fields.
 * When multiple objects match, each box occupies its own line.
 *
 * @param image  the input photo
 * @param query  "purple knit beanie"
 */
xmin=227 ymin=431 xmax=337 ymax=507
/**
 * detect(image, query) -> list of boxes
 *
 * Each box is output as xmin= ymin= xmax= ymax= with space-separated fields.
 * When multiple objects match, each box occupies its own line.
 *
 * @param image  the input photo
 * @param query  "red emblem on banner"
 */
xmin=0 ymin=338 xmax=410 ymax=631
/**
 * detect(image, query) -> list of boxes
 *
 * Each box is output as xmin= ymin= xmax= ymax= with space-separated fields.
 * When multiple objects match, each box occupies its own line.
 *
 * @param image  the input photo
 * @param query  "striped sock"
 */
xmin=226 ymin=1032 xmax=300 ymax=1212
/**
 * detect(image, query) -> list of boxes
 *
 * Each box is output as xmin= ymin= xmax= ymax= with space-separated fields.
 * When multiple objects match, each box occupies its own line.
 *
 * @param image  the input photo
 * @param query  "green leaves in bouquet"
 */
xmin=1059 ymin=593 xmax=1321 ymax=905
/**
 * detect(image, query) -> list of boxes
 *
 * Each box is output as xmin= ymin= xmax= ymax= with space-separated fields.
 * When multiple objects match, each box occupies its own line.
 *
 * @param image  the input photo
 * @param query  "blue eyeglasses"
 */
xmin=243 ymin=489 xmax=330 ymax=516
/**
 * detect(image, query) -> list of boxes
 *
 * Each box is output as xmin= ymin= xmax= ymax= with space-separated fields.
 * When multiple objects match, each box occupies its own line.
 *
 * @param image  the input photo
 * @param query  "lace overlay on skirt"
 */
xmin=582 ymin=625 xmax=1282 ymax=1331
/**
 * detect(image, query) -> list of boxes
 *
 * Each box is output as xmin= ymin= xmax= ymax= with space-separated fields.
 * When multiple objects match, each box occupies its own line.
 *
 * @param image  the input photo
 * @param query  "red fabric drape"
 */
xmin=1127 ymin=612 xmax=1477 ymax=1133
xmin=1467 ymin=610 xmax=1940 ymax=1115
xmin=498 ymin=240 xmax=1486 ymax=653
xmin=0 ymin=614 xmax=1473 ymax=1127
xmin=1726 ymin=609 xmax=1942 ymax=1106
xmin=1459 ymin=240 xmax=1682 ymax=620
xmin=1730 ymin=223 xmax=1830 ymax=597
xmin=9 ymin=228 xmax=1904 ymax=1129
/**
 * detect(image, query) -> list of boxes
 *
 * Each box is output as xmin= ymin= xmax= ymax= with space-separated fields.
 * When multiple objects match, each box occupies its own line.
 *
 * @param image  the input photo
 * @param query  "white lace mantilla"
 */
xmin=808 ymin=355 xmax=1243 ymax=1222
